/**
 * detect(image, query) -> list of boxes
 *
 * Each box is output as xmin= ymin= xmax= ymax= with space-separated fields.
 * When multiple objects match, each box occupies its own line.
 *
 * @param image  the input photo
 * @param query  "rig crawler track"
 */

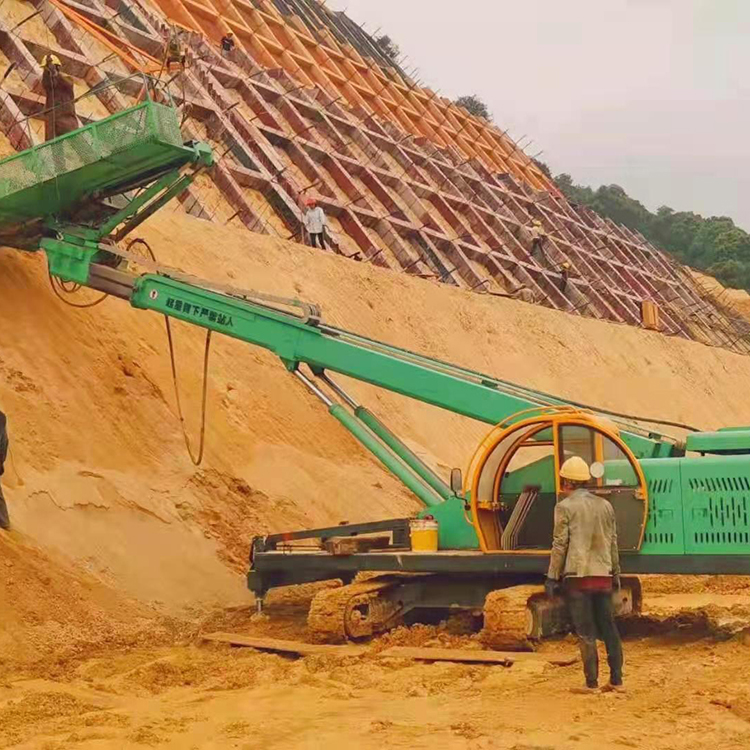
xmin=308 ymin=578 xmax=407 ymax=642
xmin=306 ymin=575 xmax=644 ymax=647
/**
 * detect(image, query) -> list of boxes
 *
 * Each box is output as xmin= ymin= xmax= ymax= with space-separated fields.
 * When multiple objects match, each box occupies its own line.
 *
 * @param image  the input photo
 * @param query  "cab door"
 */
xmin=557 ymin=422 xmax=648 ymax=551
xmin=469 ymin=416 xmax=559 ymax=552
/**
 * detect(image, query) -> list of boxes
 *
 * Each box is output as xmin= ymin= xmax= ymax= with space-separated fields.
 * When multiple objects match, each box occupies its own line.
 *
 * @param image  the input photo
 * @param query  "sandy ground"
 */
xmin=4 ymin=211 xmax=750 ymax=620
xmin=4 ymin=213 xmax=750 ymax=747
xmin=3 ymin=580 xmax=750 ymax=750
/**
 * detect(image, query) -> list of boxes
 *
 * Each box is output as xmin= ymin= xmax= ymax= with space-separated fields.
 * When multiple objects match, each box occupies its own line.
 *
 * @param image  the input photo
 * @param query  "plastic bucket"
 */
xmin=410 ymin=518 xmax=439 ymax=552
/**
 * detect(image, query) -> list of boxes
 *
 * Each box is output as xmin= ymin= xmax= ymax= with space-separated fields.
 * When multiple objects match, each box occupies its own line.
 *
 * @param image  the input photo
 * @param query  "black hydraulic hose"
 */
xmin=320 ymin=325 xmax=702 ymax=434
xmin=551 ymin=400 xmax=701 ymax=434
xmin=48 ymin=271 xmax=108 ymax=308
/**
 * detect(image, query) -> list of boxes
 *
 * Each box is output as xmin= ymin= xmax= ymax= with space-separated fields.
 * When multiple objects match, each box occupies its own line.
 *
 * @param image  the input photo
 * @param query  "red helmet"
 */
xmin=305 ymin=197 xmax=317 ymax=207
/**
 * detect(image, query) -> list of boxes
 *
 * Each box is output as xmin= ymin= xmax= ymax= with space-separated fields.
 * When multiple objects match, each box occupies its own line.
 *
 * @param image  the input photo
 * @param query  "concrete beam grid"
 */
xmin=1 ymin=0 xmax=746 ymax=354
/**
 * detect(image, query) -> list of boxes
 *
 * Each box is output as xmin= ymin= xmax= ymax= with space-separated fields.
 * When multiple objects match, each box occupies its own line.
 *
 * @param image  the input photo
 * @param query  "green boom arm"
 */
xmin=5 ymin=93 xmax=677 ymax=503
xmin=121 ymin=273 xmax=677 ymax=460
xmin=8 ymin=100 xmax=682 ymax=516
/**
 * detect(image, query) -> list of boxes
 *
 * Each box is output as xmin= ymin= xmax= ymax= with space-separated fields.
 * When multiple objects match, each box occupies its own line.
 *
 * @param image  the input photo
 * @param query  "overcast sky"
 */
xmin=327 ymin=0 xmax=749 ymax=230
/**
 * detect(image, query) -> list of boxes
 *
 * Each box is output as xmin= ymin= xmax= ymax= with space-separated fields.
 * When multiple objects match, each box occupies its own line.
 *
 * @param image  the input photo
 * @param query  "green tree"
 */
xmin=455 ymin=94 xmax=491 ymax=121
xmin=532 ymin=158 xmax=551 ymax=178
xmin=556 ymin=173 xmax=594 ymax=205
xmin=707 ymin=259 xmax=750 ymax=290
xmin=588 ymin=184 xmax=652 ymax=232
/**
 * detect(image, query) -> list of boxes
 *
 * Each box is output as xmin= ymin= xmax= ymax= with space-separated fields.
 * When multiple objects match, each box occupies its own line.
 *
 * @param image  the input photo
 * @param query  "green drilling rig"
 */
xmin=3 ymin=91 xmax=750 ymax=647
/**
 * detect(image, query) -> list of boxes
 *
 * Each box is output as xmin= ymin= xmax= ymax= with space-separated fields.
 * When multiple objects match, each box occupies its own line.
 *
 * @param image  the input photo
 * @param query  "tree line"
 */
xmin=555 ymin=174 xmax=750 ymax=292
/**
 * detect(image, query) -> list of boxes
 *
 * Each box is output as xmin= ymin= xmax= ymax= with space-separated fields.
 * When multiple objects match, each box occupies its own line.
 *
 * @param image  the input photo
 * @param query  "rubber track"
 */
xmin=307 ymin=579 xmax=397 ymax=643
xmin=480 ymin=584 xmax=543 ymax=650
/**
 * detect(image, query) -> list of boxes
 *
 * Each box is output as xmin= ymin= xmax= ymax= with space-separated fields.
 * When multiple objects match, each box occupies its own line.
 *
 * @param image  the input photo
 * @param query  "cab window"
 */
xmin=558 ymin=424 xmax=639 ymax=488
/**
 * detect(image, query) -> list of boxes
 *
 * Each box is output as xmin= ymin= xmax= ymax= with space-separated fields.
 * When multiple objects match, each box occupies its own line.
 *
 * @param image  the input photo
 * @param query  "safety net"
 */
xmin=0 ymin=101 xmax=185 ymax=225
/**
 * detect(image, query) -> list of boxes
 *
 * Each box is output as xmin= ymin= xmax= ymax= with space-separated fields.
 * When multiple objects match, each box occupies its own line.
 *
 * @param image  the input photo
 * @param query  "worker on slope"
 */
xmin=546 ymin=455 xmax=624 ymax=693
xmin=41 ymin=54 xmax=80 ymax=141
xmin=303 ymin=197 xmax=328 ymax=249
xmin=166 ymin=29 xmax=187 ymax=69
xmin=559 ymin=261 xmax=571 ymax=294
xmin=528 ymin=219 xmax=548 ymax=264
xmin=0 ymin=411 xmax=9 ymax=530
xmin=220 ymin=31 xmax=236 ymax=58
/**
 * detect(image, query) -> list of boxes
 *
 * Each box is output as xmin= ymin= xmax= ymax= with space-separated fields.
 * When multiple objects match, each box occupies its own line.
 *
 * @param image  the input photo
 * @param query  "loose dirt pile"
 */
xmin=691 ymin=270 xmax=750 ymax=320
xmin=0 ymin=532 xmax=176 ymax=681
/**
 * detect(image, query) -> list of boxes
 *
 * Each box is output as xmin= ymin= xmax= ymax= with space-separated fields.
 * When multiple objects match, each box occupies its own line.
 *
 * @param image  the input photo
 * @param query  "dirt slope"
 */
xmin=691 ymin=269 xmax=750 ymax=319
xmin=3 ymin=211 xmax=750 ymax=655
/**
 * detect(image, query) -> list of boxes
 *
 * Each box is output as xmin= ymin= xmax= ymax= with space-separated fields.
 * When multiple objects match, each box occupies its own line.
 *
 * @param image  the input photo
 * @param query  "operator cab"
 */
xmin=467 ymin=410 xmax=648 ymax=553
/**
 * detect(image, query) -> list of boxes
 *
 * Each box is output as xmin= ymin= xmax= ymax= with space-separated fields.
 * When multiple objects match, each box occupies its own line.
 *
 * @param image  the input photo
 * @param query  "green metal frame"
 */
xmin=327 ymin=404 xmax=442 ymax=507
xmin=123 ymin=274 xmax=674 ymax=459
xmin=354 ymin=406 xmax=453 ymax=502
xmin=687 ymin=430 xmax=750 ymax=455
xmin=36 ymin=237 xmax=750 ymax=563
xmin=0 ymin=101 xmax=211 ymax=256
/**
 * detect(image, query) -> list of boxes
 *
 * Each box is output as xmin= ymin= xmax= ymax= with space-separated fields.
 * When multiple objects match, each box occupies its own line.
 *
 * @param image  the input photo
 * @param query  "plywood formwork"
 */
xmin=1 ymin=0 xmax=749 ymax=353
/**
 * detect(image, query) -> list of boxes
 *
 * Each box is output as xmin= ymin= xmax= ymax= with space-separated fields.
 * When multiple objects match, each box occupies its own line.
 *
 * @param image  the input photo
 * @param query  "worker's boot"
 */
xmin=570 ymin=685 xmax=599 ymax=694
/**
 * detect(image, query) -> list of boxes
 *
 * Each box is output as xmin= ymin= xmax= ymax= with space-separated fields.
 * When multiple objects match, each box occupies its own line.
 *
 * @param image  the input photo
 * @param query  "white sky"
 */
xmin=326 ymin=0 xmax=750 ymax=230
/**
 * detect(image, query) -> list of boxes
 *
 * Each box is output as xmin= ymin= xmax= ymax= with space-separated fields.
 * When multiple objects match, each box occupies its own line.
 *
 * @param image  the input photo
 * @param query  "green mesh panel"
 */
xmin=0 ymin=101 xmax=187 ymax=227
xmin=150 ymin=101 xmax=182 ymax=145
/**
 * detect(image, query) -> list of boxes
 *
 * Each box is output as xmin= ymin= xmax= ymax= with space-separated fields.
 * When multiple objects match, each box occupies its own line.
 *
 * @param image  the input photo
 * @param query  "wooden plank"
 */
xmin=201 ymin=632 xmax=367 ymax=657
xmin=378 ymin=646 xmax=578 ymax=666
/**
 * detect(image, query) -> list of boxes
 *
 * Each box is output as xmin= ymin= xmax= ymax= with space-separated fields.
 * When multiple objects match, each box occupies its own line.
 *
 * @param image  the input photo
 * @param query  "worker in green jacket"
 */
xmin=546 ymin=455 xmax=624 ymax=693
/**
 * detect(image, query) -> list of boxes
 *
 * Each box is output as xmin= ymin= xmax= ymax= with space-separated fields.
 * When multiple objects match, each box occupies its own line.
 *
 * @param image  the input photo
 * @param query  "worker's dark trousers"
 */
xmin=309 ymin=232 xmax=326 ymax=249
xmin=567 ymin=589 xmax=623 ymax=687
xmin=0 ymin=487 xmax=8 ymax=530
xmin=0 ymin=415 xmax=8 ymax=530
xmin=531 ymin=239 xmax=547 ymax=265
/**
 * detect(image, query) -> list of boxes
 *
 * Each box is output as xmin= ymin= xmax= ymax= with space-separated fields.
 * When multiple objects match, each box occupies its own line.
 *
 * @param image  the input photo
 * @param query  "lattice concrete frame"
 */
xmin=0 ymin=0 xmax=748 ymax=354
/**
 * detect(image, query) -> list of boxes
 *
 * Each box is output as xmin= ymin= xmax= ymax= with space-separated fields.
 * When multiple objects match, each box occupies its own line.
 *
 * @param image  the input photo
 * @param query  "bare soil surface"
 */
xmin=3 ymin=581 xmax=750 ymax=750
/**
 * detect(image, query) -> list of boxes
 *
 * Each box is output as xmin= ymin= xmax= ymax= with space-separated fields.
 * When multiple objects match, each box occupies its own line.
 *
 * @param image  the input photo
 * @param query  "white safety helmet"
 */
xmin=559 ymin=456 xmax=591 ymax=483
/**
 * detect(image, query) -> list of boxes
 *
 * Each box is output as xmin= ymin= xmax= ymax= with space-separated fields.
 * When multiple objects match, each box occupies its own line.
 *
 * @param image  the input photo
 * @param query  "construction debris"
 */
xmin=201 ymin=634 xmax=578 ymax=667
xmin=323 ymin=535 xmax=391 ymax=555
